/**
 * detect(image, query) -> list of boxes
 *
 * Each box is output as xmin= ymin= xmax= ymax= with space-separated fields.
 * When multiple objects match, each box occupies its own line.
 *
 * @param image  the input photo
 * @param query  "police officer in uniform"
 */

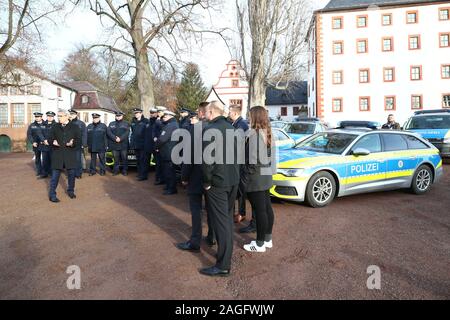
xmin=179 ymin=107 xmax=192 ymax=131
xmin=87 ymin=113 xmax=108 ymax=176
xmin=153 ymin=106 xmax=167 ymax=185
xmin=142 ymin=108 xmax=158 ymax=180
xmin=130 ymin=108 xmax=149 ymax=181
xmin=69 ymin=109 xmax=87 ymax=179
xmin=40 ymin=111 xmax=56 ymax=178
xmin=27 ymin=112 xmax=46 ymax=177
xmin=107 ymin=111 xmax=130 ymax=176
xmin=156 ymin=110 xmax=179 ymax=195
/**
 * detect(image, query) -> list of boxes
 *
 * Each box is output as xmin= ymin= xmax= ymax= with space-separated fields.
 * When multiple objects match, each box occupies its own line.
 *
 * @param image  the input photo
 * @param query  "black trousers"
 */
xmin=34 ymin=150 xmax=43 ymax=176
xmin=206 ymin=185 xmax=238 ymax=270
xmin=113 ymin=150 xmax=128 ymax=174
xmin=143 ymin=151 xmax=151 ymax=178
xmin=189 ymin=193 xmax=203 ymax=247
xmin=162 ymin=161 xmax=177 ymax=192
xmin=135 ymin=149 xmax=147 ymax=178
xmin=247 ymin=190 xmax=274 ymax=243
xmin=41 ymin=150 xmax=52 ymax=176
xmin=155 ymin=152 xmax=164 ymax=183
xmin=90 ymin=152 xmax=106 ymax=173
xmin=49 ymin=169 xmax=75 ymax=199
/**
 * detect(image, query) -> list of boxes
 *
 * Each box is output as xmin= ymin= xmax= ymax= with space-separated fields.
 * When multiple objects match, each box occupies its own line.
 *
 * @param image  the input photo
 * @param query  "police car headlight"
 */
xmin=278 ymin=168 xmax=305 ymax=177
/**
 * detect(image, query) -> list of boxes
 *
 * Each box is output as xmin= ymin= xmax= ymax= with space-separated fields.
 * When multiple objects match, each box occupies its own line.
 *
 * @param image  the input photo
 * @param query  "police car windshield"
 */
xmin=406 ymin=115 xmax=450 ymax=129
xmin=295 ymin=132 xmax=357 ymax=154
xmin=284 ymin=123 xmax=316 ymax=134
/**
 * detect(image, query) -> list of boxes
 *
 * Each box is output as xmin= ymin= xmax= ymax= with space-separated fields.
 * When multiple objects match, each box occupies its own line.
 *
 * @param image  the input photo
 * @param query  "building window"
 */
xmin=357 ymin=39 xmax=368 ymax=53
xmin=280 ymin=107 xmax=287 ymax=116
xmin=333 ymin=41 xmax=344 ymax=54
xmin=230 ymin=99 xmax=243 ymax=106
xmin=439 ymin=8 xmax=449 ymax=21
xmin=443 ymin=94 xmax=450 ymax=108
xmin=332 ymin=71 xmax=343 ymax=84
xmin=359 ymin=97 xmax=370 ymax=111
xmin=442 ymin=65 xmax=450 ymax=79
xmin=384 ymin=67 xmax=395 ymax=82
xmin=10 ymin=86 xmax=25 ymax=95
xmin=232 ymin=80 xmax=239 ymax=87
xmin=407 ymin=11 xmax=418 ymax=24
xmin=27 ymin=85 xmax=41 ymax=96
xmin=81 ymin=95 xmax=89 ymax=104
xmin=410 ymin=66 xmax=422 ymax=80
xmin=440 ymin=33 xmax=449 ymax=47
xmin=12 ymin=103 xmax=25 ymax=127
xmin=57 ymin=88 xmax=62 ymax=98
xmin=0 ymin=104 xmax=8 ymax=126
xmin=332 ymin=16 xmax=343 ymax=29
xmin=0 ymin=86 xmax=8 ymax=95
xmin=382 ymin=37 xmax=393 ymax=51
xmin=385 ymin=96 xmax=396 ymax=111
xmin=359 ymin=69 xmax=370 ymax=83
xmin=332 ymin=98 xmax=343 ymax=112
xmin=411 ymin=95 xmax=423 ymax=110
xmin=357 ymin=15 xmax=368 ymax=28
xmin=28 ymin=104 xmax=41 ymax=124
xmin=382 ymin=14 xmax=392 ymax=26
xmin=409 ymin=35 xmax=421 ymax=50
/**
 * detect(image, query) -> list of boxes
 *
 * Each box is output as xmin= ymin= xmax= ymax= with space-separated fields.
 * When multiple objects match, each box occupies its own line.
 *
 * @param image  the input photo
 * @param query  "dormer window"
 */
xmin=81 ymin=95 xmax=89 ymax=104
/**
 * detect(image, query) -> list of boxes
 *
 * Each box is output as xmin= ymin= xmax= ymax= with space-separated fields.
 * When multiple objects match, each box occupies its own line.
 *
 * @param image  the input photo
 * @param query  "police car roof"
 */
xmin=329 ymin=128 xmax=373 ymax=135
xmin=413 ymin=109 xmax=450 ymax=116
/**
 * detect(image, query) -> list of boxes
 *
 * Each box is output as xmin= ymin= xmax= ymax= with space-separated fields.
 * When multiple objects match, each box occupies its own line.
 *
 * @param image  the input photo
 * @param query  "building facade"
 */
xmin=307 ymin=0 xmax=450 ymax=127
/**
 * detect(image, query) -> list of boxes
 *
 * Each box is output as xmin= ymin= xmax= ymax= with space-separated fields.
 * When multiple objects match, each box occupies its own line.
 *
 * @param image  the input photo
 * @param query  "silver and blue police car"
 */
xmin=271 ymin=128 xmax=443 ymax=207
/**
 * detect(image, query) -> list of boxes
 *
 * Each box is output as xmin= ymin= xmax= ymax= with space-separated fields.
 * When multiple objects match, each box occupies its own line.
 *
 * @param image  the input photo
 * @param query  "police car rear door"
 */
xmin=344 ymin=133 xmax=387 ymax=194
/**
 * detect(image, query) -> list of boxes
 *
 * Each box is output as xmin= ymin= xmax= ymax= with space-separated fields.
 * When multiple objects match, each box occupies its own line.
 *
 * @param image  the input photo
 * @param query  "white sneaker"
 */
xmin=265 ymin=240 xmax=273 ymax=249
xmin=243 ymin=241 xmax=266 ymax=253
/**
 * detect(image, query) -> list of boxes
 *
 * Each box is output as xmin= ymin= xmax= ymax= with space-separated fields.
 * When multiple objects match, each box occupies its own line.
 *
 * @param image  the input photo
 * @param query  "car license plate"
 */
xmin=128 ymin=155 xmax=137 ymax=161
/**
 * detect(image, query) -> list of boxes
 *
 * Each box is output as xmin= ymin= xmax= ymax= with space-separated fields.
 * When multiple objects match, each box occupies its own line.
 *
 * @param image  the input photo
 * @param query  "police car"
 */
xmin=282 ymin=121 xmax=326 ymax=143
xmin=273 ymin=128 xmax=296 ymax=150
xmin=404 ymin=109 xmax=450 ymax=158
xmin=271 ymin=129 xmax=443 ymax=207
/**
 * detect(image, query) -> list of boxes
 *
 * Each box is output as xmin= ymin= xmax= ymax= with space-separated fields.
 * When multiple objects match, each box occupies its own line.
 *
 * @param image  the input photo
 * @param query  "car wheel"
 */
xmin=305 ymin=171 xmax=336 ymax=208
xmin=411 ymin=165 xmax=433 ymax=195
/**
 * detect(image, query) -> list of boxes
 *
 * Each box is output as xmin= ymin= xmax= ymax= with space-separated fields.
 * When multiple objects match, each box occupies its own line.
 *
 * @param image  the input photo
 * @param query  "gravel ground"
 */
xmin=0 ymin=153 xmax=449 ymax=300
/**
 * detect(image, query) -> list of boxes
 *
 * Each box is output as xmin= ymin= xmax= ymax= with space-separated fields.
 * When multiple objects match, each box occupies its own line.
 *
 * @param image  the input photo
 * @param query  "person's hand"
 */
xmin=44 ymin=140 xmax=49 ymax=146
xmin=53 ymin=140 xmax=60 ymax=147
xmin=66 ymin=139 xmax=74 ymax=147
xmin=204 ymin=185 xmax=212 ymax=191
xmin=32 ymin=142 xmax=38 ymax=148
xmin=116 ymin=137 xmax=121 ymax=143
xmin=154 ymin=138 xmax=157 ymax=142
xmin=182 ymin=181 xmax=188 ymax=187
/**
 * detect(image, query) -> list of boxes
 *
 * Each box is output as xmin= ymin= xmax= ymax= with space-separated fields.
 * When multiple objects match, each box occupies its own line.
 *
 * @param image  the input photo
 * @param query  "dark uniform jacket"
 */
xmin=240 ymin=131 xmax=274 ymax=193
xmin=382 ymin=122 xmax=401 ymax=130
xmin=181 ymin=122 xmax=204 ymax=195
xmin=49 ymin=122 xmax=81 ymax=170
xmin=232 ymin=116 xmax=249 ymax=132
xmin=202 ymin=116 xmax=240 ymax=188
xmin=152 ymin=119 xmax=163 ymax=142
xmin=156 ymin=118 xmax=179 ymax=161
xmin=130 ymin=117 xmax=149 ymax=150
xmin=87 ymin=122 xmax=108 ymax=153
xmin=70 ymin=118 xmax=87 ymax=149
xmin=179 ymin=117 xmax=191 ymax=131
xmin=144 ymin=118 xmax=156 ymax=153
xmin=107 ymin=120 xmax=130 ymax=151
xmin=27 ymin=121 xmax=46 ymax=151
xmin=41 ymin=121 xmax=55 ymax=152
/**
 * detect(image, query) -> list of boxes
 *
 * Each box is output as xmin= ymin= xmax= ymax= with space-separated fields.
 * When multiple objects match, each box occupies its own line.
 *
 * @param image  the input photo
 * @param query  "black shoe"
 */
xmin=49 ymin=197 xmax=60 ymax=203
xmin=203 ymin=236 xmax=216 ymax=247
xmin=68 ymin=193 xmax=77 ymax=199
xmin=100 ymin=172 xmax=106 ymax=176
xmin=199 ymin=266 xmax=230 ymax=277
xmin=37 ymin=175 xmax=48 ymax=179
xmin=154 ymin=181 xmax=165 ymax=186
xmin=163 ymin=190 xmax=178 ymax=195
xmin=76 ymin=176 xmax=82 ymax=180
xmin=176 ymin=241 xmax=200 ymax=252
xmin=122 ymin=172 xmax=128 ymax=176
xmin=239 ymin=221 xmax=256 ymax=234
xmin=137 ymin=177 xmax=148 ymax=181
xmin=89 ymin=172 xmax=96 ymax=176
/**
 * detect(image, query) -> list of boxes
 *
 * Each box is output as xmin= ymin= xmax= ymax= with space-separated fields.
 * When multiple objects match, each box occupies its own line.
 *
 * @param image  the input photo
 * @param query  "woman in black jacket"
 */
xmin=242 ymin=106 xmax=275 ymax=253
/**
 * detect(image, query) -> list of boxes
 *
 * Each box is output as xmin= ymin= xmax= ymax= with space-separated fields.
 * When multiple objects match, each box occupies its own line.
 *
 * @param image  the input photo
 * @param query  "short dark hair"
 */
xmin=229 ymin=105 xmax=242 ymax=114
xmin=198 ymin=102 xmax=209 ymax=113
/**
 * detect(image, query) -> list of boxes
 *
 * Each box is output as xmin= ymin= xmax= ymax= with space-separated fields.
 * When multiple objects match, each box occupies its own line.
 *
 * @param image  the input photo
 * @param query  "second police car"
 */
xmin=270 ymin=128 xmax=443 ymax=207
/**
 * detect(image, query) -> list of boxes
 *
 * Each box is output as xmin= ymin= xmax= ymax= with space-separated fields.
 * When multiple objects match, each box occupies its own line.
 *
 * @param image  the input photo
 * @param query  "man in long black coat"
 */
xmin=69 ymin=109 xmax=87 ymax=179
xmin=107 ymin=111 xmax=130 ymax=176
xmin=48 ymin=110 xmax=81 ymax=203
xmin=87 ymin=113 xmax=108 ymax=176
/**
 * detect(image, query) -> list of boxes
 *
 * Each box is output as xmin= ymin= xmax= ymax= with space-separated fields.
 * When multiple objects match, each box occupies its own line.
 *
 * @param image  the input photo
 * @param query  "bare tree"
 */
xmin=235 ymin=0 xmax=311 ymax=108
xmin=72 ymin=0 xmax=224 ymax=113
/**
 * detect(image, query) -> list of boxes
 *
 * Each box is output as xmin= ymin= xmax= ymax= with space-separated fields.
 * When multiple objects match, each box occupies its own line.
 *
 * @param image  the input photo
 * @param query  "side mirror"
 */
xmin=352 ymin=148 xmax=371 ymax=156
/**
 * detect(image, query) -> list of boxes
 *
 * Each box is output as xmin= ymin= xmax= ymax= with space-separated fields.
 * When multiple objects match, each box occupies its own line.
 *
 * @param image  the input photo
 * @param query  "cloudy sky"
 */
xmin=42 ymin=0 xmax=330 ymax=86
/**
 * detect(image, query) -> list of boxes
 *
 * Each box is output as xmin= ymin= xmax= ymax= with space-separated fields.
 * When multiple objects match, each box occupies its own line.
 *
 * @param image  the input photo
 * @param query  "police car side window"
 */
xmin=404 ymin=135 xmax=429 ymax=150
xmin=382 ymin=134 xmax=408 ymax=151
xmin=352 ymin=134 xmax=382 ymax=153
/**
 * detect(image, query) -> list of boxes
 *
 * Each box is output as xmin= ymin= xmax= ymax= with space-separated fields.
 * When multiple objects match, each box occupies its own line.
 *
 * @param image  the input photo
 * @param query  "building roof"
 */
xmin=97 ymin=92 xmax=121 ymax=113
xmin=266 ymin=81 xmax=308 ymax=106
xmin=320 ymin=0 xmax=443 ymax=12
xmin=206 ymin=87 xmax=226 ymax=105
xmin=60 ymin=81 xmax=99 ymax=92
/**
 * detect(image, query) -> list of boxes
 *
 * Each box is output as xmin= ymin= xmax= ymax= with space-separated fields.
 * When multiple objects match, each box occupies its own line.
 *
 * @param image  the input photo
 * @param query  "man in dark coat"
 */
xmin=130 ymin=108 xmax=149 ymax=181
xmin=69 ymin=109 xmax=87 ymax=179
xmin=48 ymin=110 xmax=81 ymax=203
xmin=152 ymin=106 xmax=167 ymax=185
xmin=142 ymin=108 xmax=158 ymax=180
xmin=40 ymin=111 xmax=56 ymax=178
xmin=87 ymin=113 xmax=108 ymax=176
xmin=200 ymin=101 xmax=240 ymax=277
xmin=27 ymin=112 xmax=46 ymax=177
xmin=382 ymin=114 xmax=401 ymax=130
xmin=107 ymin=111 xmax=130 ymax=176
xmin=156 ymin=111 xmax=179 ymax=195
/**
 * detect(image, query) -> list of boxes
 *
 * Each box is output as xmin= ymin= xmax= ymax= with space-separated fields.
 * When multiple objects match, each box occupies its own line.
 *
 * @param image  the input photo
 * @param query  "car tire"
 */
xmin=410 ymin=165 xmax=433 ymax=195
xmin=305 ymin=171 xmax=337 ymax=208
